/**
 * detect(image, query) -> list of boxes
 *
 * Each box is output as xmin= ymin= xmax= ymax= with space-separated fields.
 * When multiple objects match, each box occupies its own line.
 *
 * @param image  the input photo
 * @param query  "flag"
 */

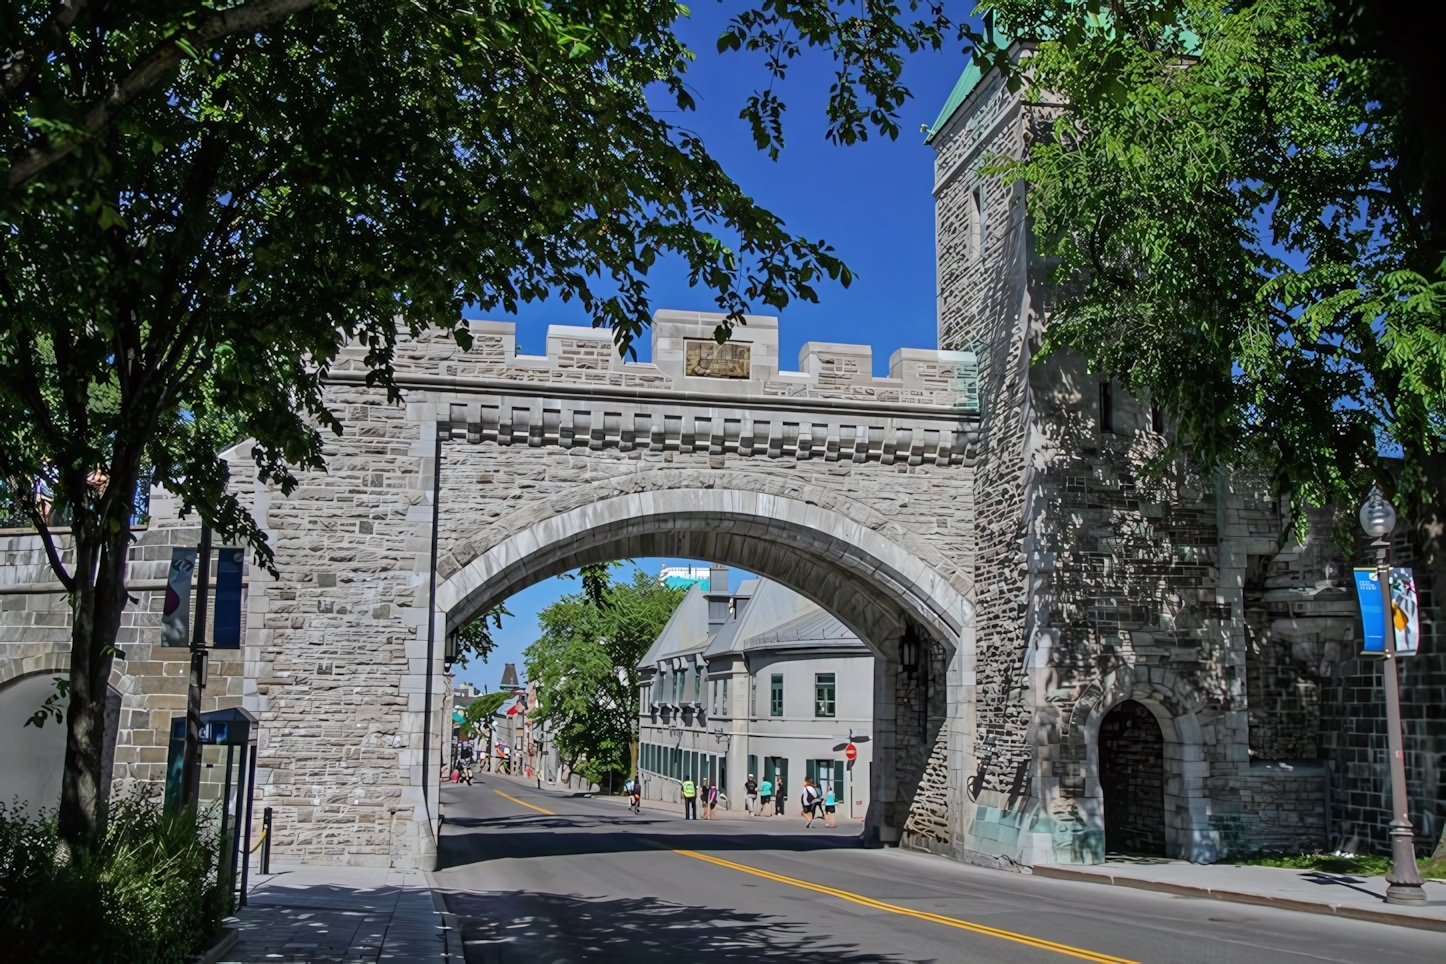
xmin=162 ymin=548 xmax=197 ymax=647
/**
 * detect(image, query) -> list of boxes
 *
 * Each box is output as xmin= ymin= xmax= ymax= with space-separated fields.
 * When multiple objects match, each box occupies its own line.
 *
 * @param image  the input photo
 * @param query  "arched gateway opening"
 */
xmin=434 ymin=483 xmax=971 ymax=849
xmin=1098 ymin=699 xmax=1166 ymax=856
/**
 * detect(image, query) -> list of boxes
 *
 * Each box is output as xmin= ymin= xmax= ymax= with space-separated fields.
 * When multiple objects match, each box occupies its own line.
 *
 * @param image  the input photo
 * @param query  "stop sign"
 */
xmin=844 ymin=743 xmax=857 ymax=761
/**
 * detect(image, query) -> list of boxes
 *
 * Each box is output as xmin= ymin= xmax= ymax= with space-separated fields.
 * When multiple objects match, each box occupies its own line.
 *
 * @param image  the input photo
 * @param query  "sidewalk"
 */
xmin=218 ymin=867 xmax=455 ymax=963
xmin=1031 ymin=857 xmax=1446 ymax=932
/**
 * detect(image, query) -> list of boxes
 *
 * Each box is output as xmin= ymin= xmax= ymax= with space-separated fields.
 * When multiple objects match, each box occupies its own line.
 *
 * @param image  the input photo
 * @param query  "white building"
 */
xmin=637 ymin=566 xmax=873 ymax=818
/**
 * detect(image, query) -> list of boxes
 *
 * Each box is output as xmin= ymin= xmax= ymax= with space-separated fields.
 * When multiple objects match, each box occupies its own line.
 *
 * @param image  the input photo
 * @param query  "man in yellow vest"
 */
xmin=681 ymin=774 xmax=697 ymax=820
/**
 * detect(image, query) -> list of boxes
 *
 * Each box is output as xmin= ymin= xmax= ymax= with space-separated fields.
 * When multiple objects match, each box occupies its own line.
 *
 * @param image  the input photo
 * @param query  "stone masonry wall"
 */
xmin=931 ymin=53 xmax=1036 ymax=869
xmin=933 ymin=47 xmax=1344 ymax=865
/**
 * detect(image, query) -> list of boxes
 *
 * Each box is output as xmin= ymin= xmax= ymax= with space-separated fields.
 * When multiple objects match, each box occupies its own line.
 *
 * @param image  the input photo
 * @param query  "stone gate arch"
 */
xmin=434 ymin=482 xmax=975 ymax=847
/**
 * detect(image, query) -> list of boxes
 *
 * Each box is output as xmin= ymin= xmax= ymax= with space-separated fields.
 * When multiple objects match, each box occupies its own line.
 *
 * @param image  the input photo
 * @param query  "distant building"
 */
xmin=499 ymin=662 xmax=523 ymax=692
xmin=452 ymin=681 xmax=482 ymax=710
xmin=658 ymin=565 xmax=713 ymax=590
xmin=637 ymin=567 xmax=873 ymax=817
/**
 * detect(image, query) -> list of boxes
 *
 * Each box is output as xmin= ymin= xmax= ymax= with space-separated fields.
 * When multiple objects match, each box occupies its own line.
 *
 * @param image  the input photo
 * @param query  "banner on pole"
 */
xmin=213 ymin=549 xmax=244 ymax=649
xmin=1354 ymin=567 xmax=1420 ymax=657
xmin=162 ymin=548 xmax=198 ymax=647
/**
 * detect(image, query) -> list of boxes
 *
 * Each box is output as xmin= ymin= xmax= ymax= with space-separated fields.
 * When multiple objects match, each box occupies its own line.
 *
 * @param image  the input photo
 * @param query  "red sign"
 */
xmin=844 ymin=743 xmax=857 ymax=761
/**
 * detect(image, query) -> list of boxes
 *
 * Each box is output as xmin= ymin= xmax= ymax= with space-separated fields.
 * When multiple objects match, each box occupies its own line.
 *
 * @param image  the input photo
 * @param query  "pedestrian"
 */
xmin=682 ymin=773 xmax=698 ymax=819
xmin=630 ymin=773 xmax=642 ymax=814
xmin=824 ymin=785 xmax=837 ymax=828
xmin=800 ymin=778 xmax=820 ymax=827
xmin=744 ymin=774 xmax=758 ymax=816
xmin=699 ymin=779 xmax=712 ymax=820
xmin=774 ymin=774 xmax=786 ymax=816
xmin=706 ymin=779 xmax=720 ymax=819
xmin=759 ymin=775 xmax=773 ymax=817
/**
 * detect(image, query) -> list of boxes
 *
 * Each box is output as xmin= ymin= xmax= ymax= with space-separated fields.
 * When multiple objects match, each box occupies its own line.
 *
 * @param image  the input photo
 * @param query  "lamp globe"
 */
xmin=1360 ymin=488 xmax=1397 ymax=539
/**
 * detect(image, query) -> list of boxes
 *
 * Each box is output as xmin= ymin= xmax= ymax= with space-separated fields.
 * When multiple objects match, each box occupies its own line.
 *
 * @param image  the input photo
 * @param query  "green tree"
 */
xmin=462 ymin=690 xmax=512 ymax=731
xmin=524 ymin=567 xmax=684 ymax=785
xmin=1 ymin=0 xmax=875 ymax=848
xmin=977 ymin=0 xmax=1445 ymax=581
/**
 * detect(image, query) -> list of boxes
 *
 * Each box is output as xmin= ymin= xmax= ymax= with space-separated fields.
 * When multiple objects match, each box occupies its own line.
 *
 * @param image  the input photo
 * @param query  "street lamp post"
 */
xmin=1359 ymin=489 xmax=1426 ymax=906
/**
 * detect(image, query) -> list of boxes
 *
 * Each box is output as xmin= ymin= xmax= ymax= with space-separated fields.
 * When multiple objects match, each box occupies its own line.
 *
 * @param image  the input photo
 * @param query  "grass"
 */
xmin=1232 ymin=850 xmax=1446 ymax=878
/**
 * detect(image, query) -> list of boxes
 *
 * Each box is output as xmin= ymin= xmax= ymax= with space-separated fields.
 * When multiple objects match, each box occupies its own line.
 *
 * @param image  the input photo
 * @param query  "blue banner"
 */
xmin=1354 ymin=567 xmax=1420 ymax=657
xmin=213 ymin=549 xmax=243 ymax=649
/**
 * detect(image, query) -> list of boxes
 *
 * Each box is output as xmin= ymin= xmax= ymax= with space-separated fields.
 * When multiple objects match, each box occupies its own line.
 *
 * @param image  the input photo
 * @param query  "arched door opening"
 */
xmin=1099 ymin=699 xmax=1166 ymax=857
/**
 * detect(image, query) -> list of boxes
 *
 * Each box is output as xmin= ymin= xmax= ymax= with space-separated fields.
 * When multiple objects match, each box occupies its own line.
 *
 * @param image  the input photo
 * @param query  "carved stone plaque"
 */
xmin=684 ymin=339 xmax=751 ymax=379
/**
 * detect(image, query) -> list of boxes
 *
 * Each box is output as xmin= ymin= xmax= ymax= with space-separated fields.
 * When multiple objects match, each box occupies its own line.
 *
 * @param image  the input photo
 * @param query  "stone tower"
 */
xmin=926 ymin=39 xmax=1402 ymax=866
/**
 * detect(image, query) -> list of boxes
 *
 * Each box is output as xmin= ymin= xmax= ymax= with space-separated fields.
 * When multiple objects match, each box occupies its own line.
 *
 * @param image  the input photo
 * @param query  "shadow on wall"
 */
xmin=444 ymin=890 xmax=914 ymax=962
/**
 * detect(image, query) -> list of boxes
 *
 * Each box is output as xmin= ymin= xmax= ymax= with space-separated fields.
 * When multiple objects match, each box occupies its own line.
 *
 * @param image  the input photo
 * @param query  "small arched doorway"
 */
xmin=1099 ymin=699 xmax=1166 ymax=856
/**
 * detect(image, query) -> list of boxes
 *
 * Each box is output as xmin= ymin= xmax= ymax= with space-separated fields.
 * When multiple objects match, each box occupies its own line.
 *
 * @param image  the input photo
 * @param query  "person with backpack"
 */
xmin=744 ymin=774 xmax=758 ymax=816
xmin=699 ymin=779 xmax=712 ymax=820
xmin=800 ymin=778 xmax=821 ymax=827
xmin=758 ymin=775 xmax=773 ymax=817
xmin=824 ymin=784 xmax=837 ymax=828
xmin=629 ymin=773 xmax=642 ymax=814
xmin=681 ymin=773 xmax=697 ymax=819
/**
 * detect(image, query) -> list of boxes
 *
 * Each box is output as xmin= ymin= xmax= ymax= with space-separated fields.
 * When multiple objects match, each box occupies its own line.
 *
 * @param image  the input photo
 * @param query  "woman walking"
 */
xmin=800 ymin=778 xmax=820 ymax=827
xmin=758 ymin=775 xmax=773 ymax=817
xmin=705 ymin=780 xmax=720 ymax=819
xmin=824 ymin=785 xmax=837 ymax=828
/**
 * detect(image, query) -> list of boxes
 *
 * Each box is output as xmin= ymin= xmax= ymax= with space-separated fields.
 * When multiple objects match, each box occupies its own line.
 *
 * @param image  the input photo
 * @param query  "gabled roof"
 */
xmin=739 ymin=607 xmax=864 ymax=651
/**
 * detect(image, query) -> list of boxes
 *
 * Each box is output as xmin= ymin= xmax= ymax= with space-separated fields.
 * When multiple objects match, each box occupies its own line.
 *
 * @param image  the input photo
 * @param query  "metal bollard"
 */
xmin=260 ymin=807 xmax=273 ymax=875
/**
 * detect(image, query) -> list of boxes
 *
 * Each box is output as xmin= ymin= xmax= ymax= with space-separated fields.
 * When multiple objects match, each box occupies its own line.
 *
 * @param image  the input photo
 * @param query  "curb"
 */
xmin=190 ymin=925 xmax=239 ymax=964
xmin=424 ymin=870 xmax=461 ymax=962
xmin=1029 ymin=865 xmax=1446 ymax=933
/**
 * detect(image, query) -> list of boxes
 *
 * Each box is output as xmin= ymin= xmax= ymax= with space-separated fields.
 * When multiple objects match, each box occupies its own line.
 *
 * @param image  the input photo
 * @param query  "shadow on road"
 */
xmin=443 ymin=889 xmax=925 ymax=963
xmin=437 ymin=825 xmax=863 ymax=869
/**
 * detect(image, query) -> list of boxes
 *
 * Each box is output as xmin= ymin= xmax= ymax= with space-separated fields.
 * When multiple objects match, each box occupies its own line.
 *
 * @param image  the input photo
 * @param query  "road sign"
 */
xmin=845 ymin=743 xmax=857 ymax=761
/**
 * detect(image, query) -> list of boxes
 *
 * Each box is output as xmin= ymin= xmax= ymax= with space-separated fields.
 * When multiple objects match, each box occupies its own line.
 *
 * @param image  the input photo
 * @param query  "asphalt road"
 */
xmin=435 ymin=775 xmax=1443 ymax=963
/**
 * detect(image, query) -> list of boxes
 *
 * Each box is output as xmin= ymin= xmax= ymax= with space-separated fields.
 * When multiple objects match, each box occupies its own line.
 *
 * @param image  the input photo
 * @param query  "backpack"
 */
xmin=802 ymin=785 xmax=820 ymax=806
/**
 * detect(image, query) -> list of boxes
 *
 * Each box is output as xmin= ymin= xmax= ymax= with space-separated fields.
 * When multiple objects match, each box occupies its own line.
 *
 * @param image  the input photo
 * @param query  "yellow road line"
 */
xmin=675 ymin=849 xmax=1137 ymax=964
xmin=492 ymin=787 xmax=555 ymax=815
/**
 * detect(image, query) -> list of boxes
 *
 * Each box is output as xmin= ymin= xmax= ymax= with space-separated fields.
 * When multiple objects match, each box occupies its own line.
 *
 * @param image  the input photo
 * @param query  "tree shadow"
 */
xmin=443 ymin=889 xmax=931 ymax=963
xmin=436 ymin=824 xmax=864 ymax=869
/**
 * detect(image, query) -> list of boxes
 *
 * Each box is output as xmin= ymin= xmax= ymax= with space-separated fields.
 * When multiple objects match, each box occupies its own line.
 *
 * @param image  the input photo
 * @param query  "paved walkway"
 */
xmin=220 ymin=867 xmax=453 ymax=962
xmin=1033 ymin=857 xmax=1446 ymax=932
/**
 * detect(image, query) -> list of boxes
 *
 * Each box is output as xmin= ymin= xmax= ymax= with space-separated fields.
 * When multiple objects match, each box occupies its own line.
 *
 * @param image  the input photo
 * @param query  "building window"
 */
xmin=1099 ymin=378 xmax=1113 ymax=434
xmin=721 ymin=678 xmax=729 ymax=714
xmin=770 ymin=673 xmax=784 ymax=717
xmin=814 ymin=673 xmax=836 ymax=718
xmin=694 ymin=668 xmax=701 ymax=702
xmin=1151 ymin=405 xmax=1165 ymax=434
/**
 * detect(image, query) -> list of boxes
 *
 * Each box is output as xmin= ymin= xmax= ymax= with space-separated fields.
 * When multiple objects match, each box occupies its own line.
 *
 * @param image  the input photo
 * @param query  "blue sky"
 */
xmin=462 ymin=5 xmax=974 ymax=375
xmin=454 ymin=10 xmax=975 ymax=691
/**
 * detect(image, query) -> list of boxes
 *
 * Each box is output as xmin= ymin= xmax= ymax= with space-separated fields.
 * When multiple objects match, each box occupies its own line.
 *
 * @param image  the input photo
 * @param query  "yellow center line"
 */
xmin=675 ymin=849 xmax=1138 ymax=964
xmin=492 ymin=787 xmax=556 ymax=815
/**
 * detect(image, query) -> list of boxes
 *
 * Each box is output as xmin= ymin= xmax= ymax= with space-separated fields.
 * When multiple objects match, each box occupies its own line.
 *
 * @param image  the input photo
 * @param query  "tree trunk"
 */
xmin=56 ymin=522 xmax=131 ymax=847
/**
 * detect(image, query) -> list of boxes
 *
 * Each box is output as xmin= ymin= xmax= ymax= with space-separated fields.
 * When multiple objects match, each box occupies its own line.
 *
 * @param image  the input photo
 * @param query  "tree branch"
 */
xmin=30 ymin=502 xmax=75 ymax=593
xmin=2 ymin=0 xmax=88 ymax=100
xmin=8 ymin=0 xmax=316 ymax=188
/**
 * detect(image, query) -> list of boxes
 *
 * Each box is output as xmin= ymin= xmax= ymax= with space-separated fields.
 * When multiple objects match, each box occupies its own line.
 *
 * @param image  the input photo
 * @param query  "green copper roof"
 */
xmin=925 ymin=60 xmax=984 ymax=144
xmin=925 ymin=16 xmax=1199 ymax=145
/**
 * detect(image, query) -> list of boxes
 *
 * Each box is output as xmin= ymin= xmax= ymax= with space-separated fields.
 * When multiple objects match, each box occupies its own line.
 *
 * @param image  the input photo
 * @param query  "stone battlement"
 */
xmin=342 ymin=310 xmax=979 ymax=413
